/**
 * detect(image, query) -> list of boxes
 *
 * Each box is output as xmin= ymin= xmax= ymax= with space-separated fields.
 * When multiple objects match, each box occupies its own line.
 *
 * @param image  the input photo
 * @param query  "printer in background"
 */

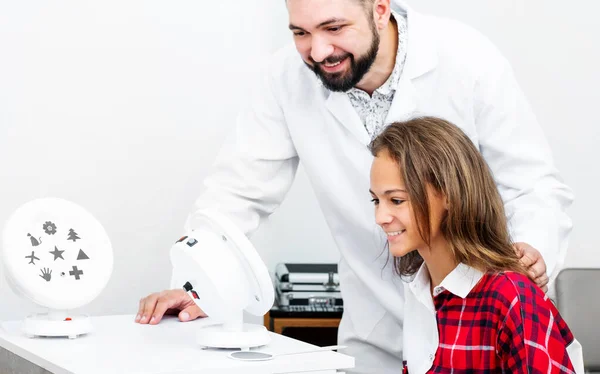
xmin=267 ymin=263 xmax=343 ymax=346
xmin=273 ymin=263 xmax=343 ymax=317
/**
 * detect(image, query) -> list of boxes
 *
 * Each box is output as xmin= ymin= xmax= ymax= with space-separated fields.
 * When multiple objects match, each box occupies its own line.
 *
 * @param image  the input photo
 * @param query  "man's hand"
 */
xmin=135 ymin=289 xmax=207 ymax=325
xmin=514 ymin=242 xmax=549 ymax=292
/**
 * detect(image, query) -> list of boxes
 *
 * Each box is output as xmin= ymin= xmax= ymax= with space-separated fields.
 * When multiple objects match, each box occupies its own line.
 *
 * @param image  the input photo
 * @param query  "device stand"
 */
xmin=22 ymin=309 xmax=93 ymax=339
xmin=196 ymin=311 xmax=270 ymax=350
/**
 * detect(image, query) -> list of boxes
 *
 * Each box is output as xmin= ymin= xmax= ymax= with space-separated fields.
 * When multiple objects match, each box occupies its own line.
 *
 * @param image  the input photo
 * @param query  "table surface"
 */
xmin=0 ymin=314 xmax=354 ymax=374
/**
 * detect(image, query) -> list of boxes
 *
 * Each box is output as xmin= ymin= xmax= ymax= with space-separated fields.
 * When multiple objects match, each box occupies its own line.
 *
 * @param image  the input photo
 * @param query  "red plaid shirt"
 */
xmin=403 ymin=264 xmax=580 ymax=373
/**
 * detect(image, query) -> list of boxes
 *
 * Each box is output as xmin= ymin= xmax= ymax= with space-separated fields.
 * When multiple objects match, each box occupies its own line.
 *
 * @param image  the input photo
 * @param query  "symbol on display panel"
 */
xmin=49 ymin=246 xmax=65 ymax=260
xmin=25 ymin=251 xmax=40 ymax=265
xmin=27 ymin=233 xmax=42 ymax=246
xmin=77 ymin=249 xmax=89 ymax=260
xmin=39 ymin=268 xmax=52 ymax=282
xmin=43 ymin=221 xmax=57 ymax=235
xmin=67 ymin=228 xmax=80 ymax=242
xmin=60 ymin=272 xmax=66 ymax=277
xmin=69 ymin=266 xmax=83 ymax=280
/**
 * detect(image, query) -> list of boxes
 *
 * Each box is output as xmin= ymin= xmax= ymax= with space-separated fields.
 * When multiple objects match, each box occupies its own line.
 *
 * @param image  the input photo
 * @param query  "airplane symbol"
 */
xmin=25 ymin=251 xmax=40 ymax=265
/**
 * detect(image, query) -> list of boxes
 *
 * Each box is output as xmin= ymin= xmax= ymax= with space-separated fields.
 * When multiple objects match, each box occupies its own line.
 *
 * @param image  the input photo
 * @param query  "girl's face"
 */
xmin=369 ymin=149 xmax=448 ymax=257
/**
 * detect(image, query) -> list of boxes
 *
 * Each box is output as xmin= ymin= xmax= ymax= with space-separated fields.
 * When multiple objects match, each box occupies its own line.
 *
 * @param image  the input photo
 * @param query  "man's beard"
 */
xmin=306 ymin=25 xmax=380 ymax=92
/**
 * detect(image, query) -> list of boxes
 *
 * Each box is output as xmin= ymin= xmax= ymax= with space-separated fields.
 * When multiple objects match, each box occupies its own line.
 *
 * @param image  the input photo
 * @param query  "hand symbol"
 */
xmin=40 ymin=268 xmax=52 ymax=282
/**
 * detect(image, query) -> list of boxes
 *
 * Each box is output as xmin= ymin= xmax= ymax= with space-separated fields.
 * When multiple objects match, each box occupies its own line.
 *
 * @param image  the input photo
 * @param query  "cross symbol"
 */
xmin=69 ymin=266 xmax=83 ymax=280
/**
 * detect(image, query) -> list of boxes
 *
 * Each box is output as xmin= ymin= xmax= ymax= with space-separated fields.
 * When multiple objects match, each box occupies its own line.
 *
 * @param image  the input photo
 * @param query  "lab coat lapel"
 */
xmin=325 ymin=91 xmax=371 ymax=146
xmin=385 ymin=75 xmax=417 ymax=123
xmin=386 ymin=2 xmax=438 ymax=123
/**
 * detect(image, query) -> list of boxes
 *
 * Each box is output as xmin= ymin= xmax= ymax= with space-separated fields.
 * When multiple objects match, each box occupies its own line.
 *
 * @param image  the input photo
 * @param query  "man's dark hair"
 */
xmin=287 ymin=0 xmax=374 ymax=11
xmin=356 ymin=0 xmax=375 ymax=7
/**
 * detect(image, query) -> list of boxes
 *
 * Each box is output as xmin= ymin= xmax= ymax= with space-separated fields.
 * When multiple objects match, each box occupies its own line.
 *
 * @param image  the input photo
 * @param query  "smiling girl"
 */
xmin=368 ymin=117 xmax=583 ymax=373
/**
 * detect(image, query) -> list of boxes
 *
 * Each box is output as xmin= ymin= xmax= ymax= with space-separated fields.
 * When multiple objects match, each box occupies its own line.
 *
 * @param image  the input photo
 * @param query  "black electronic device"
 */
xmin=273 ymin=263 xmax=343 ymax=313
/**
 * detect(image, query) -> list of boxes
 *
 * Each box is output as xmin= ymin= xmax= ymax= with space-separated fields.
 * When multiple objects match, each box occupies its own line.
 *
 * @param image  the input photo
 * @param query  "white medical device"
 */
xmin=169 ymin=209 xmax=274 ymax=350
xmin=2 ymin=198 xmax=113 ymax=339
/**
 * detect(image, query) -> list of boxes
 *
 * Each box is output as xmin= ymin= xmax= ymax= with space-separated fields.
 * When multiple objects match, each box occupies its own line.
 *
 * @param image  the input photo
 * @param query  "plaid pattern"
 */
xmin=408 ymin=272 xmax=576 ymax=373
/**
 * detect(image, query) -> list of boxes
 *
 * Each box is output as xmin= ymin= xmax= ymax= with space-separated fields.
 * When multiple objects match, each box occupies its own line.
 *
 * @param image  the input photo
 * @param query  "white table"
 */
xmin=0 ymin=314 xmax=354 ymax=374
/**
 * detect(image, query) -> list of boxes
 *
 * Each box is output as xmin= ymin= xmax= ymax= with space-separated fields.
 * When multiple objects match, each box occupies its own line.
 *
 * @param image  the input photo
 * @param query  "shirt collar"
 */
xmin=408 ymin=262 xmax=485 ymax=299
xmin=409 ymin=260 xmax=430 ymax=294
xmin=406 ymin=262 xmax=436 ymax=311
xmin=434 ymin=263 xmax=485 ymax=298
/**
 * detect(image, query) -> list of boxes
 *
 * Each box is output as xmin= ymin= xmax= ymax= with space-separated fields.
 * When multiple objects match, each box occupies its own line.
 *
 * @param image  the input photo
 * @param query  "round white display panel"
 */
xmin=2 ymin=198 xmax=113 ymax=310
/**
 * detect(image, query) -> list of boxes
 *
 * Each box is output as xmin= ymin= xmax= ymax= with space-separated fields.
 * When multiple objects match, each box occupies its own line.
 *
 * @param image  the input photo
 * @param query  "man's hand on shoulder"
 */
xmin=514 ymin=242 xmax=549 ymax=293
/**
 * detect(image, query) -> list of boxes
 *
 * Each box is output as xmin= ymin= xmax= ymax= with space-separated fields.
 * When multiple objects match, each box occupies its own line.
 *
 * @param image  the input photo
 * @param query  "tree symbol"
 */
xmin=67 ymin=229 xmax=80 ymax=242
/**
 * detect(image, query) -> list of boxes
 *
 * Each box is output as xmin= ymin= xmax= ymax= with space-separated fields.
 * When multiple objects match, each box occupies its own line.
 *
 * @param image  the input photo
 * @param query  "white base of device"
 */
xmin=22 ymin=312 xmax=92 ymax=339
xmin=196 ymin=323 xmax=271 ymax=351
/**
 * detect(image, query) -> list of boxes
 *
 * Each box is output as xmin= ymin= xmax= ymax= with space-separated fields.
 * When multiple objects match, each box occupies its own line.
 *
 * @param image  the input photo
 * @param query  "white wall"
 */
xmin=0 ymin=0 xmax=598 ymax=322
xmin=409 ymin=0 xmax=600 ymax=269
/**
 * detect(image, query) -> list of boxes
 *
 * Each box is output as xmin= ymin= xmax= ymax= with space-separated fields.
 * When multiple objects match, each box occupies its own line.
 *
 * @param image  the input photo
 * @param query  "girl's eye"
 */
xmin=392 ymin=199 xmax=405 ymax=205
xmin=370 ymin=198 xmax=379 ymax=205
xmin=328 ymin=27 xmax=342 ymax=32
xmin=294 ymin=32 xmax=306 ymax=37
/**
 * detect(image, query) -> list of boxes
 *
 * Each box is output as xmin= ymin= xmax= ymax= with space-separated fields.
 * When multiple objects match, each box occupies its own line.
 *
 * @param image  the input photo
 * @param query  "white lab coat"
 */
xmin=186 ymin=1 xmax=574 ymax=373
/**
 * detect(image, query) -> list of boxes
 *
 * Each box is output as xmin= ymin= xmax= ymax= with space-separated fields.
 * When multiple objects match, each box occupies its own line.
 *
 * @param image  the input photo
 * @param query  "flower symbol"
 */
xmin=43 ymin=221 xmax=57 ymax=235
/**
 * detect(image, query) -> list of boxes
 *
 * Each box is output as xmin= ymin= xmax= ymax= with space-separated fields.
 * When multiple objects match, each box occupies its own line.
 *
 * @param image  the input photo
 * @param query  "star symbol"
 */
xmin=49 ymin=246 xmax=65 ymax=260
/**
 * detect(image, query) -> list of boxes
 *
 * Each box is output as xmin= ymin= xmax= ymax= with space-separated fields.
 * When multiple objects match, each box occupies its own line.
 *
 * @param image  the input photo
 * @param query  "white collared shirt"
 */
xmin=403 ymin=263 xmax=485 ymax=374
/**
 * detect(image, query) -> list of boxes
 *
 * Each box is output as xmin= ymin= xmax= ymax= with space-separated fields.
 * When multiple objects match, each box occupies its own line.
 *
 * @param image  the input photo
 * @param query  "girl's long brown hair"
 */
xmin=369 ymin=117 xmax=528 ymax=278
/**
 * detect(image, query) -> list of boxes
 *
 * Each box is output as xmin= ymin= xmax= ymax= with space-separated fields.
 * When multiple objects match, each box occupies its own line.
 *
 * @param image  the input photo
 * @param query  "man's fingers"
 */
xmin=528 ymin=257 xmax=547 ymax=279
xmin=535 ymin=273 xmax=549 ymax=291
xmin=515 ymin=243 xmax=541 ymax=270
xmin=514 ymin=243 xmax=525 ymax=258
xmin=513 ymin=242 xmax=549 ymax=293
xmin=137 ymin=289 xmax=208 ymax=325
xmin=149 ymin=295 xmax=177 ymax=325
xmin=139 ymin=293 xmax=159 ymax=324
xmin=135 ymin=297 xmax=146 ymax=323
xmin=519 ymin=252 xmax=536 ymax=268
xmin=136 ymin=294 xmax=156 ymax=323
xmin=178 ymin=304 xmax=207 ymax=322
